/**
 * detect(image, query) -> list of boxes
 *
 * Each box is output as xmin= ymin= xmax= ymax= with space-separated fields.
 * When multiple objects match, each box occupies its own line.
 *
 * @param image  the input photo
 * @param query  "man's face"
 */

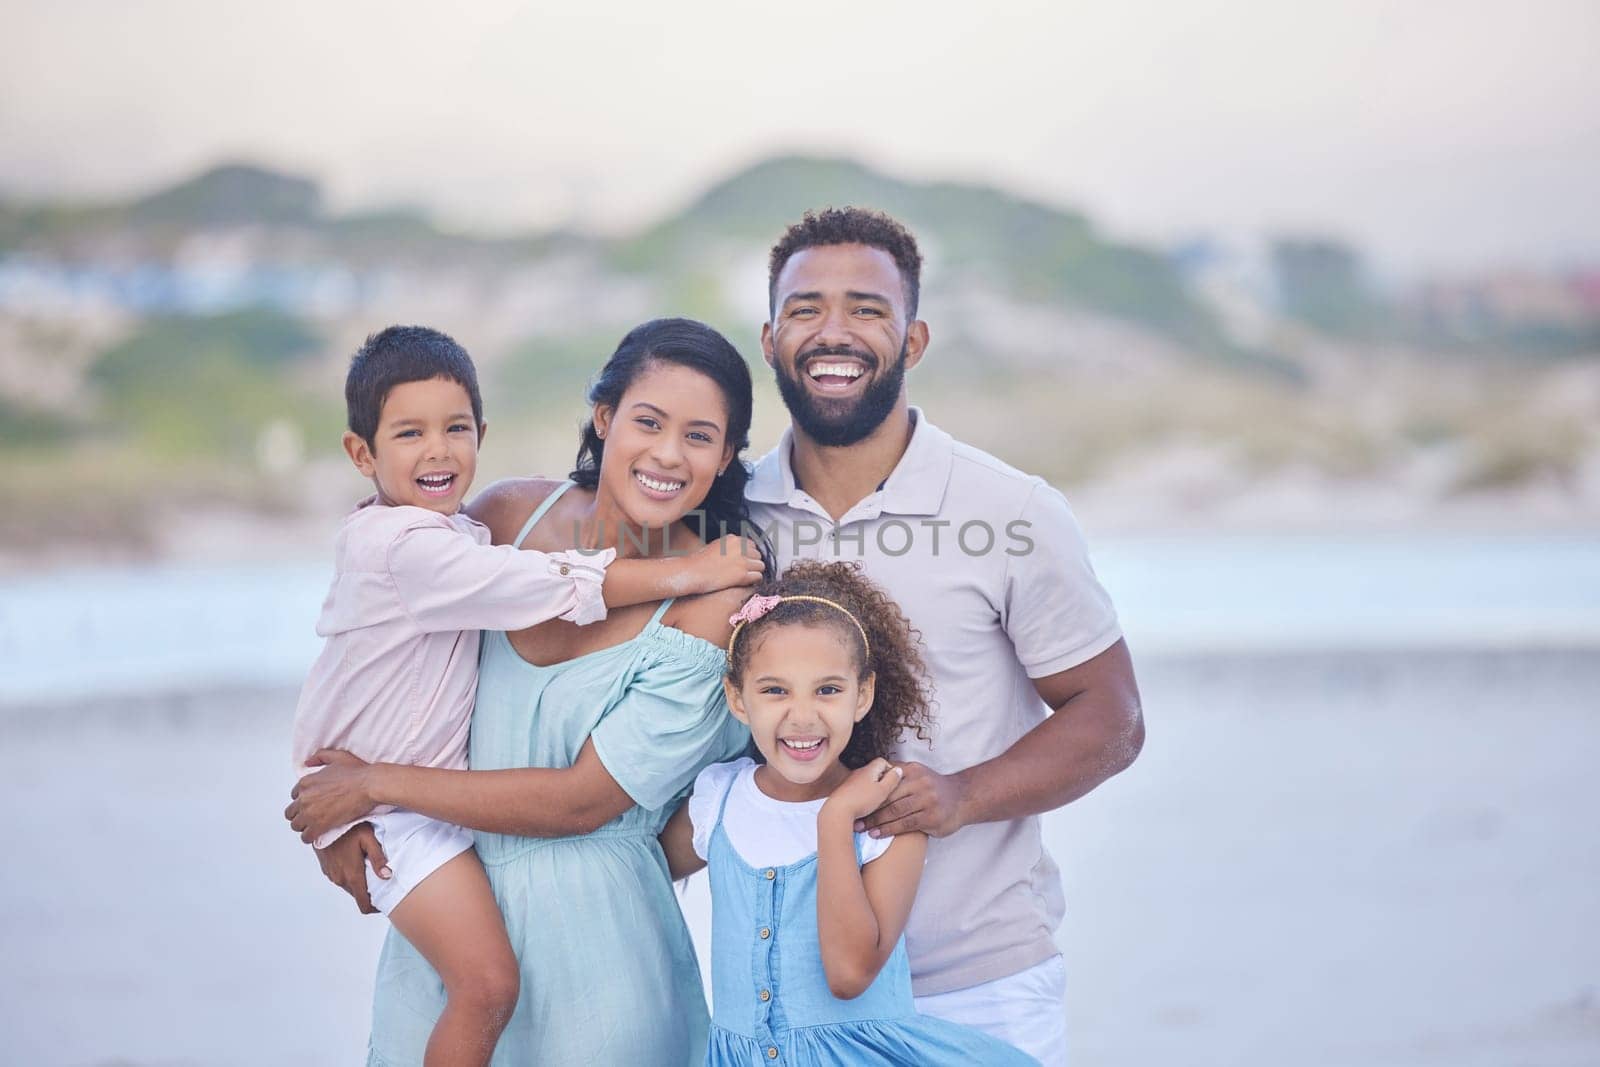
xmin=762 ymin=244 xmax=926 ymax=447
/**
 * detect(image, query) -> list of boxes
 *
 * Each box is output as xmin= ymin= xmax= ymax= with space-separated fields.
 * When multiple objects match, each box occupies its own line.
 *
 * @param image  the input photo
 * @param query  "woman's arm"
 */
xmin=815 ymin=759 xmax=929 ymax=999
xmin=288 ymin=739 xmax=633 ymax=842
xmin=658 ymin=802 xmax=707 ymax=880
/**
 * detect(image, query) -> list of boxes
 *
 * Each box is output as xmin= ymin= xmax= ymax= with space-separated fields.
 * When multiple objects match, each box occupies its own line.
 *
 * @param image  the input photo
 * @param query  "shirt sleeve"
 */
xmin=387 ymin=521 xmax=615 ymax=633
xmin=686 ymin=759 xmax=747 ymax=861
xmin=590 ymin=631 xmax=751 ymax=813
xmin=1001 ymin=481 xmax=1122 ymax=679
xmin=858 ymin=830 xmax=894 ymax=866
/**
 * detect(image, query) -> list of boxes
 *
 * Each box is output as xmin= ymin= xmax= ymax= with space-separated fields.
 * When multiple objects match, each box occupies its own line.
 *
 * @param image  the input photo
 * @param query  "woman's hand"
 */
xmin=315 ymin=822 xmax=391 ymax=915
xmin=821 ymin=758 xmax=904 ymax=824
xmin=285 ymin=749 xmax=379 ymax=843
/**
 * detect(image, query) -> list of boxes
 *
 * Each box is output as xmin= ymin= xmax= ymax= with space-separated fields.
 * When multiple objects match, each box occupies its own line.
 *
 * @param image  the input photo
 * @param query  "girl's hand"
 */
xmin=821 ymin=758 xmax=904 ymax=824
xmin=285 ymin=749 xmax=378 ymax=843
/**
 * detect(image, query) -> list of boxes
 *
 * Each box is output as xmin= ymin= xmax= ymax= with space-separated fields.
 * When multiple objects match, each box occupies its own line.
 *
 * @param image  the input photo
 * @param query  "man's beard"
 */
xmin=774 ymin=340 xmax=907 ymax=448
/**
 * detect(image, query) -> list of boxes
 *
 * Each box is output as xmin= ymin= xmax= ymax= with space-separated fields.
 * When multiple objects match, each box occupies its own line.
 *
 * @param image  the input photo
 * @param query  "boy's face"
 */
xmin=342 ymin=377 xmax=483 ymax=515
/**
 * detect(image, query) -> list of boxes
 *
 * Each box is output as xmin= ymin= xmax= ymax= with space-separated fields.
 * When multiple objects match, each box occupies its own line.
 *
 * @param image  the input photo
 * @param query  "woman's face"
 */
xmin=592 ymin=360 xmax=736 ymax=531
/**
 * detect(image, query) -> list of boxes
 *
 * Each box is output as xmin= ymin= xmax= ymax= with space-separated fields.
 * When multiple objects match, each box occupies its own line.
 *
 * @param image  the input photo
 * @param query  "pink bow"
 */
xmin=728 ymin=594 xmax=782 ymax=627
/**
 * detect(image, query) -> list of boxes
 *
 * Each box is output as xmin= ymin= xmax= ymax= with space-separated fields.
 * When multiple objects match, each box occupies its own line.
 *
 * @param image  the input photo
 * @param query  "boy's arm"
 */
xmin=389 ymin=521 xmax=614 ymax=631
xmin=601 ymin=534 xmax=765 ymax=609
xmin=658 ymin=802 xmax=707 ymax=880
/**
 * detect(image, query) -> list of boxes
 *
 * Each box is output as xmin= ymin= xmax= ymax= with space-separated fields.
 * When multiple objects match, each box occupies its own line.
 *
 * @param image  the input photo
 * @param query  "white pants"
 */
xmin=363 ymin=809 xmax=474 ymax=914
xmin=913 ymin=955 xmax=1068 ymax=1067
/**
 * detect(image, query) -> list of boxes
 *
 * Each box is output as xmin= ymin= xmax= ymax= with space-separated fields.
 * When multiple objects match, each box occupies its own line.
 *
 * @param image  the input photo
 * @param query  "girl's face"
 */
xmin=591 ymin=361 xmax=735 ymax=532
xmin=725 ymin=622 xmax=875 ymax=802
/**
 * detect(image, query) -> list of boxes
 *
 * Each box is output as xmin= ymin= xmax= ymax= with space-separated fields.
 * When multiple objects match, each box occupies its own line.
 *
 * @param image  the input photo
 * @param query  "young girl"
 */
xmin=286 ymin=326 xmax=760 ymax=1067
xmin=660 ymin=560 xmax=1038 ymax=1066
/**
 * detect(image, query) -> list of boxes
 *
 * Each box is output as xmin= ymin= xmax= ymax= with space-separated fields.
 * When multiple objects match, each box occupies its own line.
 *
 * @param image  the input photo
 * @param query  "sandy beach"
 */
xmin=3 ymin=646 xmax=1597 ymax=1066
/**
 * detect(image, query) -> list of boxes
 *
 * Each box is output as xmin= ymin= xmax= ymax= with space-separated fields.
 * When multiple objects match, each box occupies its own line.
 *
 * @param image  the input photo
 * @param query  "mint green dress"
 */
xmin=366 ymin=483 xmax=750 ymax=1066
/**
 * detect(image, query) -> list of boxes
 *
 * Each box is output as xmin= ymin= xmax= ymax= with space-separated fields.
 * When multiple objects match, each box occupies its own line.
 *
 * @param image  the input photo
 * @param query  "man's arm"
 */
xmin=856 ymin=639 xmax=1143 ymax=837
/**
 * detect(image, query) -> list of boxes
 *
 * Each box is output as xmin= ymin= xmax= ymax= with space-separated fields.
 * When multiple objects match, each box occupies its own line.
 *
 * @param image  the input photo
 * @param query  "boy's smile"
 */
xmin=342 ymin=377 xmax=483 ymax=515
xmin=726 ymin=622 xmax=876 ymax=803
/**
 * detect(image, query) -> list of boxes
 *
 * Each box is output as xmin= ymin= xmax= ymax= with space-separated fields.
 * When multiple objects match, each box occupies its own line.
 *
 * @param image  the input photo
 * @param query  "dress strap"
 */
xmin=647 ymin=597 xmax=675 ymax=627
xmin=712 ymin=762 xmax=740 ymax=832
xmin=511 ymin=480 xmax=576 ymax=549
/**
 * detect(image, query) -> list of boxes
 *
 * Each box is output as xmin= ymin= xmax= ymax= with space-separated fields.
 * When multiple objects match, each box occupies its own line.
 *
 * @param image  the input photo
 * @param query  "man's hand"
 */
xmin=853 ymin=762 xmax=968 ymax=839
xmin=286 ymin=749 xmax=378 ymax=844
xmin=315 ymin=822 xmax=390 ymax=915
xmin=687 ymin=534 xmax=765 ymax=594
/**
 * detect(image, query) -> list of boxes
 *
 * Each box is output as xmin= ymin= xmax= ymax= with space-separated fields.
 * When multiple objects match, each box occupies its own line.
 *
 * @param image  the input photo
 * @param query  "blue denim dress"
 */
xmin=366 ymin=482 xmax=750 ymax=1066
xmin=702 ymin=774 xmax=1038 ymax=1066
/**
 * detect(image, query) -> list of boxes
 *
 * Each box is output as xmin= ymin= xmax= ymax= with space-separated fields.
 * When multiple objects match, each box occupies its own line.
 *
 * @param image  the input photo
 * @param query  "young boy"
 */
xmin=289 ymin=326 xmax=758 ymax=1065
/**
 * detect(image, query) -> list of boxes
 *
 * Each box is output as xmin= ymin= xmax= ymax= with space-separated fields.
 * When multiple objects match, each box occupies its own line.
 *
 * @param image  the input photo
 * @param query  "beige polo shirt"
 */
xmin=746 ymin=408 xmax=1122 ymax=996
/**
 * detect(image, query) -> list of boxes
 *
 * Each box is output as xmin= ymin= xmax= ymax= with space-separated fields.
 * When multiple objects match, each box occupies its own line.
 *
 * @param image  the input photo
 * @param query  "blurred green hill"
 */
xmin=1 ymin=156 xmax=1596 ymax=555
xmin=614 ymin=155 xmax=1222 ymax=350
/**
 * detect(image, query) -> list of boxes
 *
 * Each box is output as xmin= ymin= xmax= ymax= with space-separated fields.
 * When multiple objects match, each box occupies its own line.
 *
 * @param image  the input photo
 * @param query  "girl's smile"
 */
xmin=725 ymin=622 xmax=875 ymax=803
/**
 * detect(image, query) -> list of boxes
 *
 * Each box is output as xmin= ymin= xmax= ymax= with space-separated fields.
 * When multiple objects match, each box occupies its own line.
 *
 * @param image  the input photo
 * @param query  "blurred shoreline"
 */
xmin=6 ymin=645 xmax=1596 ymax=1066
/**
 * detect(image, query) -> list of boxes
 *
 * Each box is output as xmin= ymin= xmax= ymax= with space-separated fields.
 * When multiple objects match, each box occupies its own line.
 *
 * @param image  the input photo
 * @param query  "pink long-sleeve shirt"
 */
xmin=290 ymin=499 xmax=615 ymax=847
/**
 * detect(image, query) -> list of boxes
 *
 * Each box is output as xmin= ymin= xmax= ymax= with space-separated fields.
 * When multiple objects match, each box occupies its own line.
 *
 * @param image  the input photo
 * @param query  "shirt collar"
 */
xmin=747 ymin=406 xmax=954 ymax=517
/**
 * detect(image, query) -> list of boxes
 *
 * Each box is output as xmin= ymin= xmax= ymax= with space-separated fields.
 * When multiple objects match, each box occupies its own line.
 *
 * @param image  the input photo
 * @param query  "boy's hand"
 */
xmin=821 ymin=758 xmax=904 ymax=824
xmin=315 ymin=822 xmax=390 ymax=915
xmin=688 ymin=534 xmax=764 ymax=593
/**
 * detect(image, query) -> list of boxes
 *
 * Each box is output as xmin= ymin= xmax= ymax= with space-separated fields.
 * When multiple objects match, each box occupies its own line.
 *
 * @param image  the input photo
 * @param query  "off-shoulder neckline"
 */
xmin=491 ymin=618 xmax=726 ymax=675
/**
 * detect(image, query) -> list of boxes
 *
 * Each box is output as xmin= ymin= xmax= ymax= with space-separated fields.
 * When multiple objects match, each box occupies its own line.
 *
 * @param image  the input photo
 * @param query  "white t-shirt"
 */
xmin=687 ymin=758 xmax=894 ymax=868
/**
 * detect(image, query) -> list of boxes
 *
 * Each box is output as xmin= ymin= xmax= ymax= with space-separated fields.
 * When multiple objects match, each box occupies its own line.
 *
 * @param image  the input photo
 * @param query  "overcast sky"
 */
xmin=3 ymin=0 xmax=1597 ymax=277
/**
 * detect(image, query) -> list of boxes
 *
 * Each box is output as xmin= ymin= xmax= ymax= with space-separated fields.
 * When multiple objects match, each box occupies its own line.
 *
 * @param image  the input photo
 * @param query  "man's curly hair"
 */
xmin=727 ymin=559 xmax=933 ymax=770
xmin=767 ymin=207 xmax=924 ymax=319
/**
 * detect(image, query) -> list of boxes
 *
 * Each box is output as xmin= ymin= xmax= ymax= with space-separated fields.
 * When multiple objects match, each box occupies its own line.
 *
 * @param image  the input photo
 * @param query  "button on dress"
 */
xmin=700 ymin=770 xmax=1039 ymax=1065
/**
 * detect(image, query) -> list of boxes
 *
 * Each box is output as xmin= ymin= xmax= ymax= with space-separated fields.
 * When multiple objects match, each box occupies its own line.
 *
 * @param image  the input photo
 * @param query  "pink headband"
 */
xmin=727 ymin=595 xmax=871 ymax=663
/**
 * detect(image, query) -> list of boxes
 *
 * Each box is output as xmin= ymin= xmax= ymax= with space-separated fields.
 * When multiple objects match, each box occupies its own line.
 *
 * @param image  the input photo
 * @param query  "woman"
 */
xmin=289 ymin=318 xmax=767 ymax=1065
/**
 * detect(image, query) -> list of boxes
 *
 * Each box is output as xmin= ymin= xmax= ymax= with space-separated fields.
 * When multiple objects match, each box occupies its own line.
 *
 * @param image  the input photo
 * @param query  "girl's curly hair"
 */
xmin=727 ymin=559 xmax=933 ymax=770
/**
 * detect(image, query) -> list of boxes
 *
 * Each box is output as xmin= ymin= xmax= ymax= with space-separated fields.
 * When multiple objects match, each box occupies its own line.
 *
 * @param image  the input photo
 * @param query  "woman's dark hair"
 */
xmin=727 ymin=560 xmax=933 ymax=770
xmin=570 ymin=318 xmax=771 ymax=571
xmin=346 ymin=325 xmax=482 ymax=447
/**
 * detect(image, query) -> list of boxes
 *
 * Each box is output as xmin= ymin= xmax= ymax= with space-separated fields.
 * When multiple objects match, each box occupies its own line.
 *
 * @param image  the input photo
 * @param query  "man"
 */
xmin=745 ymin=207 xmax=1144 ymax=1064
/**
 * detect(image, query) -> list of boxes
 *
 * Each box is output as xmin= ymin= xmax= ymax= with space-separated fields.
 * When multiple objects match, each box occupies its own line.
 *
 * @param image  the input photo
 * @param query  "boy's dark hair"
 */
xmin=345 ymin=325 xmax=483 ymax=447
xmin=767 ymin=207 xmax=924 ymax=319
xmin=727 ymin=560 xmax=933 ymax=770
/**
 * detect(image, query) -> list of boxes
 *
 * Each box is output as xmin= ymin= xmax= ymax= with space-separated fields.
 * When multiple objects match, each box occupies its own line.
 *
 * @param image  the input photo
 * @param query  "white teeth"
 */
xmin=635 ymin=472 xmax=685 ymax=493
xmin=418 ymin=474 xmax=452 ymax=487
xmin=808 ymin=363 xmax=864 ymax=380
xmin=782 ymin=738 xmax=822 ymax=750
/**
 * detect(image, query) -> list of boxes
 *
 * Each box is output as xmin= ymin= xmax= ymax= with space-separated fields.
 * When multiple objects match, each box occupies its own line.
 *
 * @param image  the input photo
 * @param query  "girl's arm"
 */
xmin=658 ymin=802 xmax=707 ymax=880
xmin=288 ymin=739 xmax=633 ymax=841
xmin=815 ymin=759 xmax=930 ymax=1000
